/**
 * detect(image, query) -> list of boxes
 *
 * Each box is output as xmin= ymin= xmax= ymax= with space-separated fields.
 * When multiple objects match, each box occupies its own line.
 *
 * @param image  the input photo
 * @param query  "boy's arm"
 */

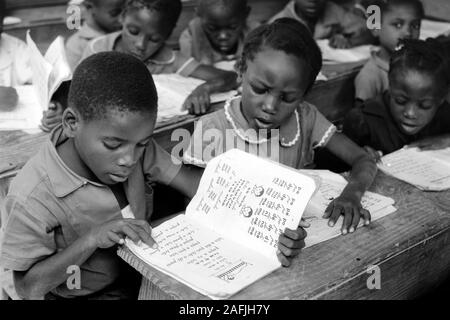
xmin=183 ymin=66 xmax=238 ymax=115
xmin=323 ymin=132 xmax=377 ymax=234
xmin=13 ymin=219 xmax=155 ymax=299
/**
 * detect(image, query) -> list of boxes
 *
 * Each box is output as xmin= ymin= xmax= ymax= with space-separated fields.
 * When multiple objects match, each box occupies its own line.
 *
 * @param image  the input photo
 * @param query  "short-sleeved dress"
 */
xmin=183 ymin=96 xmax=336 ymax=169
xmin=354 ymin=50 xmax=389 ymax=101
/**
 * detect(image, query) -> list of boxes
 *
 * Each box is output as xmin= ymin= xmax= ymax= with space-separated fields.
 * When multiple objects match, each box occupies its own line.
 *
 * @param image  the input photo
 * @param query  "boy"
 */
xmin=65 ymin=0 xmax=124 ymax=71
xmin=269 ymin=0 xmax=374 ymax=48
xmin=179 ymin=0 xmax=258 ymax=70
xmin=354 ymin=0 xmax=424 ymax=102
xmin=0 ymin=52 xmax=305 ymax=299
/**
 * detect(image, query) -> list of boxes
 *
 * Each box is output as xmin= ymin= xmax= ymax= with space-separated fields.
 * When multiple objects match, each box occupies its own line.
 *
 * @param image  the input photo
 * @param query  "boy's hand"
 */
xmin=183 ymin=84 xmax=211 ymax=115
xmin=324 ymin=191 xmax=371 ymax=235
xmin=364 ymin=146 xmax=383 ymax=163
xmin=40 ymin=101 xmax=63 ymax=132
xmin=277 ymin=220 xmax=309 ymax=267
xmin=0 ymin=86 xmax=19 ymax=111
xmin=329 ymin=34 xmax=352 ymax=49
xmin=407 ymin=135 xmax=450 ymax=151
xmin=89 ymin=218 xmax=157 ymax=249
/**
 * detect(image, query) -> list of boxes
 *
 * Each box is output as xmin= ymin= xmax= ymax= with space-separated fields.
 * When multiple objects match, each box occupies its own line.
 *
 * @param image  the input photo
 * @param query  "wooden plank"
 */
xmin=118 ymin=172 xmax=450 ymax=300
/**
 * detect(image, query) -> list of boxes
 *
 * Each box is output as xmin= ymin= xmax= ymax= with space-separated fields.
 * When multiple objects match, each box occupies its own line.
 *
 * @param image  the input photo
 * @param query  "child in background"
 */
xmin=0 ymin=52 xmax=204 ymax=299
xmin=269 ymin=0 xmax=374 ymax=48
xmin=179 ymin=0 xmax=258 ymax=71
xmin=183 ymin=19 xmax=377 ymax=236
xmin=82 ymin=0 xmax=237 ymax=115
xmin=65 ymin=0 xmax=124 ymax=71
xmin=354 ymin=0 xmax=424 ymax=102
xmin=345 ymin=38 xmax=450 ymax=158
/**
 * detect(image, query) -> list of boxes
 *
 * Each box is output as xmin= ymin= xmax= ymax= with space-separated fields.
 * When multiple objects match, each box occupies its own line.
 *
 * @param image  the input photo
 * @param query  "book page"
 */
xmin=186 ymin=149 xmax=317 ymax=260
xmin=123 ymin=213 xmax=279 ymax=300
xmin=420 ymin=19 xmax=450 ymax=39
xmin=152 ymin=74 xmax=237 ymax=122
xmin=0 ymin=86 xmax=43 ymax=130
xmin=378 ymin=148 xmax=450 ymax=191
xmin=300 ymin=170 xmax=396 ymax=247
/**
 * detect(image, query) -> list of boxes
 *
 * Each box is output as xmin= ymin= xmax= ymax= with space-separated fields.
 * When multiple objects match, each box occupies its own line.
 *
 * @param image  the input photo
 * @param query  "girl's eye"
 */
xmin=411 ymin=23 xmax=420 ymax=30
xmin=394 ymin=23 xmax=403 ymax=29
xmin=127 ymin=27 xmax=139 ymax=36
xmin=104 ymin=142 xmax=121 ymax=150
xmin=394 ymin=97 xmax=407 ymax=105
xmin=110 ymin=9 xmax=122 ymax=17
xmin=251 ymin=84 xmax=268 ymax=95
xmin=281 ymin=95 xmax=297 ymax=103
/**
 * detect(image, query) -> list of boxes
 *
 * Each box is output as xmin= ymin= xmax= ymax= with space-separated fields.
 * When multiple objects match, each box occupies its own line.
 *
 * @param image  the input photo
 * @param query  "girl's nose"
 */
xmin=261 ymin=94 xmax=278 ymax=114
xmin=218 ymin=30 xmax=230 ymax=40
xmin=135 ymin=36 xmax=146 ymax=50
xmin=403 ymin=104 xmax=417 ymax=119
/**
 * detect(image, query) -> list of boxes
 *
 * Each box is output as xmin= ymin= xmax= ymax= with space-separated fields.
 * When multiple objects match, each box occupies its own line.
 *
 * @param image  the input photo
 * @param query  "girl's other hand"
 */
xmin=40 ymin=101 xmax=63 ymax=132
xmin=277 ymin=226 xmax=307 ymax=267
xmin=363 ymin=146 xmax=383 ymax=163
xmin=0 ymin=86 xmax=19 ymax=111
xmin=329 ymin=34 xmax=352 ymax=49
xmin=183 ymin=84 xmax=211 ymax=115
xmin=323 ymin=191 xmax=371 ymax=235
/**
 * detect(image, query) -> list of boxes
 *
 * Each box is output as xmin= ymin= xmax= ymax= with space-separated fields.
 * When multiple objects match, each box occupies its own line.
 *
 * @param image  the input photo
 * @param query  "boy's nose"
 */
xmin=135 ymin=37 xmax=146 ymax=50
xmin=118 ymin=148 xmax=139 ymax=168
xmin=403 ymin=104 xmax=417 ymax=119
xmin=218 ymin=30 xmax=230 ymax=40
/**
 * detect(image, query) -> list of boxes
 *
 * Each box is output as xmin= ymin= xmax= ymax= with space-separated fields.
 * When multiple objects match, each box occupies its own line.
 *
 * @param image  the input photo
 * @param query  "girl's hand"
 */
xmin=40 ymin=101 xmax=64 ymax=132
xmin=364 ymin=146 xmax=383 ymax=163
xmin=183 ymin=84 xmax=211 ymax=115
xmin=277 ymin=220 xmax=309 ymax=267
xmin=407 ymin=135 xmax=450 ymax=151
xmin=329 ymin=34 xmax=352 ymax=49
xmin=88 ymin=218 xmax=157 ymax=249
xmin=0 ymin=86 xmax=19 ymax=111
xmin=323 ymin=192 xmax=371 ymax=235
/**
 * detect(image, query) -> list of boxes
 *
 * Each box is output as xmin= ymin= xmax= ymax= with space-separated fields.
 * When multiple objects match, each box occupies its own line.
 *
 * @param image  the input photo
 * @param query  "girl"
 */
xmin=345 ymin=38 xmax=450 ymax=158
xmin=81 ymin=0 xmax=237 ymax=116
xmin=183 ymin=18 xmax=377 ymax=236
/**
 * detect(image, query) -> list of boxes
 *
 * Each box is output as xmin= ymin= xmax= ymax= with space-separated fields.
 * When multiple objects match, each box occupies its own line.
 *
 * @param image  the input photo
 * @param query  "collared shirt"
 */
xmin=269 ymin=0 xmax=367 ymax=40
xmin=343 ymin=92 xmax=450 ymax=154
xmin=183 ymin=96 xmax=336 ymax=169
xmin=0 ymin=33 xmax=32 ymax=87
xmin=354 ymin=49 xmax=390 ymax=101
xmin=65 ymin=23 xmax=105 ymax=71
xmin=178 ymin=17 xmax=259 ymax=71
xmin=81 ymin=31 xmax=200 ymax=77
xmin=0 ymin=125 xmax=181 ymax=298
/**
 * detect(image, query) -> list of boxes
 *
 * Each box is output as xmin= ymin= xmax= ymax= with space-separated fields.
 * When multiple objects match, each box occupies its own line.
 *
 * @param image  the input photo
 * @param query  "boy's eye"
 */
xmin=127 ymin=27 xmax=139 ymax=36
xmin=110 ymin=9 xmax=122 ymax=17
xmin=411 ymin=23 xmax=420 ymax=30
xmin=137 ymin=140 xmax=150 ymax=148
xmin=394 ymin=97 xmax=407 ymax=105
xmin=251 ymin=84 xmax=268 ymax=95
xmin=281 ymin=94 xmax=298 ymax=103
xmin=103 ymin=141 xmax=121 ymax=150
xmin=393 ymin=22 xmax=403 ymax=29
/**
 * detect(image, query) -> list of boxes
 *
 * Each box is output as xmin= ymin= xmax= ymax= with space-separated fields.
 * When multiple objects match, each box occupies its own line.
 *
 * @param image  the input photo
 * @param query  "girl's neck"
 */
xmin=377 ymin=46 xmax=391 ymax=64
xmin=85 ymin=13 xmax=106 ymax=34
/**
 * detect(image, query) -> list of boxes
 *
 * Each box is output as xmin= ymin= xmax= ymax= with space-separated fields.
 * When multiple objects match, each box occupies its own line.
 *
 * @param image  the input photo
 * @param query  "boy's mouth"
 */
xmin=108 ymin=173 xmax=129 ymax=183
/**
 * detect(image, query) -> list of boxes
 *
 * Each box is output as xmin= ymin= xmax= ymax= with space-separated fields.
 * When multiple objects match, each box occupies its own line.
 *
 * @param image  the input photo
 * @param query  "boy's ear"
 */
xmin=62 ymin=107 xmax=81 ymax=138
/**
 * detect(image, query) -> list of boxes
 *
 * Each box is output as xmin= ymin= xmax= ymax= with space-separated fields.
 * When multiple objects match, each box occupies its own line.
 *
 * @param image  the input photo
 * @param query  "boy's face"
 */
xmin=120 ymin=8 xmax=169 ymax=61
xmin=71 ymin=109 xmax=155 ymax=185
xmin=89 ymin=0 xmax=124 ymax=33
xmin=200 ymin=5 xmax=248 ymax=54
xmin=294 ymin=0 xmax=327 ymax=19
xmin=389 ymin=69 xmax=444 ymax=136
xmin=377 ymin=5 xmax=421 ymax=53
xmin=240 ymin=48 xmax=308 ymax=131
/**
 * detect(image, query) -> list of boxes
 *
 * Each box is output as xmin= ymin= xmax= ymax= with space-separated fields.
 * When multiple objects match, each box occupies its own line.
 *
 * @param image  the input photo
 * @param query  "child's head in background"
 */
xmin=63 ymin=52 xmax=158 ymax=185
xmin=293 ymin=0 xmax=328 ymax=20
xmin=117 ymin=0 xmax=181 ymax=61
xmin=197 ymin=0 xmax=250 ymax=55
xmin=371 ymin=0 xmax=424 ymax=57
xmin=0 ymin=0 xmax=6 ymax=36
xmin=236 ymin=18 xmax=322 ymax=131
xmin=388 ymin=38 xmax=449 ymax=136
xmin=84 ymin=0 xmax=125 ymax=33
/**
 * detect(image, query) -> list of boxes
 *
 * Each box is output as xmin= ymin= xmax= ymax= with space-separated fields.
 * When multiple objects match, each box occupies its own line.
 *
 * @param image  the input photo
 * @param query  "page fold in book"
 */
xmin=122 ymin=149 xmax=316 ymax=299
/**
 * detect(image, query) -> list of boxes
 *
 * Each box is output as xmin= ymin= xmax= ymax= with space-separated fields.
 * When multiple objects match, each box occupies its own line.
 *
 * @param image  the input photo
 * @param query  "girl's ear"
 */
xmin=62 ymin=107 xmax=80 ymax=138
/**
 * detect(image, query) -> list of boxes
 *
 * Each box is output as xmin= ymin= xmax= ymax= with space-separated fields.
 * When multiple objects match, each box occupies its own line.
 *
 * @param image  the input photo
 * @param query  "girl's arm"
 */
xmin=323 ymin=132 xmax=377 ymax=235
xmin=183 ymin=65 xmax=238 ymax=115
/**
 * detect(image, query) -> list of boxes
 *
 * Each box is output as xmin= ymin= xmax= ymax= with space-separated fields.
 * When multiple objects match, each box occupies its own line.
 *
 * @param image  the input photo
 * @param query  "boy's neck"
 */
xmin=377 ymin=46 xmax=391 ymax=64
xmin=84 ymin=13 xmax=107 ymax=34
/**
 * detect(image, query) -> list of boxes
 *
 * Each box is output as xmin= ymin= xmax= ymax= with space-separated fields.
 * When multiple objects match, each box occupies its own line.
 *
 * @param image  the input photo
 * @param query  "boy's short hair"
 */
xmin=68 ymin=51 xmax=158 ymax=121
xmin=390 ymin=38 xmax=450 ymax=90
xmin=363 ymin=0 xmax=424 ymax=19
xmin=198 ymin=0 xmax=248 ymax=16
xmin=236 ymin=17 xmax=322 ymax=93
xmin=123 ymin=0 xmax=182 ymax=33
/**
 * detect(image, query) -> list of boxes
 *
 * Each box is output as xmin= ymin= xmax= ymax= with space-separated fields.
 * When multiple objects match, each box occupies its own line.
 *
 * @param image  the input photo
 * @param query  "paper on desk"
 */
xmin=378 ymin=147 xmax=450 ymax=191
xmin=153 ymin=74 xmax=237 ymax=122
xmin=420 ymin=19 xmax=450 ymax=39
xmin=0 ymin=86 xmax=43 ymax=130
xmin=317 ymin=39 xmax=372 ymax=64
xmin=301 ymin=170 xmax=396 ymax=248
xmin=3 ymin=16 xmax=22 ymax=26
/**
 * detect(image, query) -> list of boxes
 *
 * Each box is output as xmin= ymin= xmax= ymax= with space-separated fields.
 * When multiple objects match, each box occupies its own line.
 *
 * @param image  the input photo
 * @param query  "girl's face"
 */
xmin=240 ymin=48 xmax=309 ymax=131
xmin=294 ymin=0 xmax=327 ymax=19
xmin=119 ymin=8 xmax=169 ymax=61
xmin=90 ymin=0 xmax=124 ymax=33
xmin=378 ymin=5 xmax=421 ymax=53
xmin=389 ymin=69 xmax=445 ymax=135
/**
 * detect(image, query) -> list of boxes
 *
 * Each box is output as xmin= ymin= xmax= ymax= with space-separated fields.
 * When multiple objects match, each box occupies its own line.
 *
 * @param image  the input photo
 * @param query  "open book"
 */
xmin=122 ymin=149 xmax=316 ymax=299
xmin=378 ymin=147 xmax=450 ymax=191
xmin=301 ymin=170 xmax=396 ymax=247
xmin=152 ymin=74 xmax=237 ymax=122
xmin=0 ymin=32 xmax=71 ymax=131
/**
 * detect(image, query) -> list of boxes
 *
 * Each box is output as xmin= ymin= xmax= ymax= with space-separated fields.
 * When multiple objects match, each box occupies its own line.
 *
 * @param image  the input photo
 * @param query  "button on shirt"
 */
xmin=0 ymin=125 xmax=182 ymax=298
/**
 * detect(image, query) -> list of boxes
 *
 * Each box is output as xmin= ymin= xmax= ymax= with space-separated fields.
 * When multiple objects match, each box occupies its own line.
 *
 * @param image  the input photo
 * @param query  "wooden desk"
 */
xmin=118 ymin=171 xmax=450 ymax=300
